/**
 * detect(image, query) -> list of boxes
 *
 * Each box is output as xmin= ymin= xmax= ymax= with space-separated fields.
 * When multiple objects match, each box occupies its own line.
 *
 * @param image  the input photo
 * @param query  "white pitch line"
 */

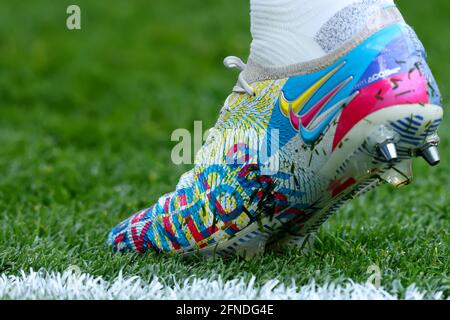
xmin=0 ymin=270 xmax=446 ymax=300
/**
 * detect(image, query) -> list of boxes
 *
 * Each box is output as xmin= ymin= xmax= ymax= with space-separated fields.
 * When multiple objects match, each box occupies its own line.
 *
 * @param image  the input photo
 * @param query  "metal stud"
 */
xmin=380 ymin=160 xmax=413 ymax=188
xmin=379 ymin=141 xmax=398 ymax=162
xmin=421 ymin=145 xmax=440 ymax=166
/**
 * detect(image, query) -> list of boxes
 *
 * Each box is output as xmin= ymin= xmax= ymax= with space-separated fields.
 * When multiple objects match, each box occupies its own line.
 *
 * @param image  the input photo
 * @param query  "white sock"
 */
xmin=249 ymin=0 xmax=396 ymax=67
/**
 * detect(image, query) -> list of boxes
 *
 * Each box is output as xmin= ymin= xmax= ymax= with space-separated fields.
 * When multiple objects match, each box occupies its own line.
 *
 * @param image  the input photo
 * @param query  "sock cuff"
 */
xmin=249 ymin=0 xmax=397 ymax=67
xmin=244 ymin=5 xmax=404 ymax=83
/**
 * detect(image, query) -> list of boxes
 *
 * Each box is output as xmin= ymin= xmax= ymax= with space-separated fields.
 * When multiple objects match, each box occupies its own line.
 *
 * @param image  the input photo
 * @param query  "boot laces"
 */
xmin=223 ymin=56 xmax=255 ymax=96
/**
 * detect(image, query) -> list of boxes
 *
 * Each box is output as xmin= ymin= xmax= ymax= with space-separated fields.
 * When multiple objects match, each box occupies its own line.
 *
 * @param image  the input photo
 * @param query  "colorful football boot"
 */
xmin=108 ymin=7 xmax=443 ymax=257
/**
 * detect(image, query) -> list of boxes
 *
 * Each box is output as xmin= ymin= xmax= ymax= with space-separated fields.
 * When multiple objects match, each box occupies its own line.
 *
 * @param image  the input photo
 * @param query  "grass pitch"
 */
xmin=0 ymin=0 xmax=448 ymax=298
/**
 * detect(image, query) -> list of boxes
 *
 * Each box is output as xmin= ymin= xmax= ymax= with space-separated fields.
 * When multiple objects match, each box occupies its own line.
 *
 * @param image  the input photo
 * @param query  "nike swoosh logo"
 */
xmin=279 ymin=61 xmax=357 ymax=143
xmin=279 ymin=61 xmax=346 ymax=117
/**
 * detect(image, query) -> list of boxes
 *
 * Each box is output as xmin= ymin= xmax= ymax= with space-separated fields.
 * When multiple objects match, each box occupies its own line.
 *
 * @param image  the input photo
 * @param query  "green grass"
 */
xmin=0 ymin=0 xmax=448 ymax=296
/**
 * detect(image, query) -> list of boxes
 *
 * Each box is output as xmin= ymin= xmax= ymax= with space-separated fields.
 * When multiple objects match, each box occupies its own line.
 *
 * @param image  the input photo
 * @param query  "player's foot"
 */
xmin=108 ymin=6 xmax=443 ymax=257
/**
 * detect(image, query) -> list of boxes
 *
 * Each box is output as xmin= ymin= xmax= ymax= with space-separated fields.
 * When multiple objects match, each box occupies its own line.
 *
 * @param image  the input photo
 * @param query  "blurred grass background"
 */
xmin=0 ymin=0 xmax=448 ymax=295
